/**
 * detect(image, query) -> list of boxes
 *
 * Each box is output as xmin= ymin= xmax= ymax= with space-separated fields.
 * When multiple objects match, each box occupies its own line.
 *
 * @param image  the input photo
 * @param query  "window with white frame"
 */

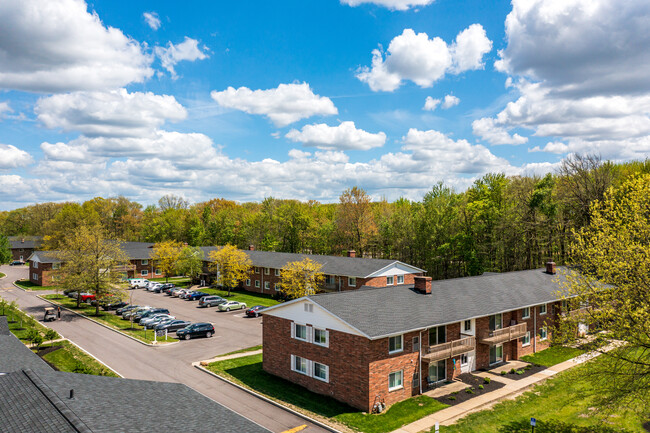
xmin=33 ymin=273 xmax=38 ymax=281
xmin=141 ymin=259 xmax=148 ymax=265
xmin=264 ymin=281 xmax=270 ymax=290
xmin=397 ymin=275 xmax=404 ymax=284
xmin=539 ymin=304 xmax=547 ymax=315
xmin=313 ymin=362 xmax=329 ymax=382
xmin=464 ymin=320 xmax=472 ymax=332
xmin=388 ymin=335 xmax=403 ymax=354
xmin=294 ymin=323 xmax=308 ymax=341
xmin=521 ymin=331 xmax=531 ymax=347
xmin=34 ymin=261 xmax=38 ymax=268
xmin=314 ymin=328 xmax=328 ymax=346
xmin=264 ymin=267 xmax=270 ymax=275
xmin=254 ymin=267 xmax=259 ymax=273
xmin=155 ymin=269 xmax=162 ymax=275
xmin=303 ymin=303 xmax=313 ymax=313
xmin=386 ymin=276 xmax=394 ymax=285
xmin=141 ymin=270 xmax=148 ymax=276
xmin=274 ymin=283 xmax=281 ymax=291
xmin=292 ymin=355 xmax=308 ymax=375
xmin=540 ymin=327 xmax=548 ymax=340
xmin=348 ymin=277 xmax=356 ymax=287
xmin=246 ymin=279 xmax=251 ymax=286
xmin=522 ymin=307 xmax=530 ymax=319
xmin=255 ymin=280 xmax=260 ymax=288
xmin=388 ymin=370 xmax=403 ymax=391
xmin=275 ymin=269 xmax=281 ymax=276
xmin=460 ymin=353 xmax=468 ymax=366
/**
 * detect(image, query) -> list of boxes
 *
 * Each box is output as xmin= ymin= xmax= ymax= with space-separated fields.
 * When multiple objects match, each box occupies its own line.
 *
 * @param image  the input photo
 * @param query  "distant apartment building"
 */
xmin=8 ymin=236 xmax=43 ymax=262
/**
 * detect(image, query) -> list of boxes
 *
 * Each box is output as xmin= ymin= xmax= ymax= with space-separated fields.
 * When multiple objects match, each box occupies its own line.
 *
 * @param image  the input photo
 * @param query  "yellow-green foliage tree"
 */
xmin=280 ymin=258 xmax=324 ymax=299
xmin=53 ymin=224 xmax=129 ymax=314
xmin=151 ymin=240 xmax=183 ymax=282
xmin=558 ymin=173 xmax=650 ymax=417
xmin=177 ymin=245 xmax=205 ymax=281
xmin=208 ymin=244 xmax=251 ymax=296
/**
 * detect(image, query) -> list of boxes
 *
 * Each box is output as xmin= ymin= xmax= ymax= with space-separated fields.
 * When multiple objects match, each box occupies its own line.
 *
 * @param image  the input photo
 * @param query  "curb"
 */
xmin=36 ymin=295 xmax=180 ymax=348
xmin=192 ymin=363 xmax=344 ymax=433
xmin=12 ymin=280 xmax=32 ymax=292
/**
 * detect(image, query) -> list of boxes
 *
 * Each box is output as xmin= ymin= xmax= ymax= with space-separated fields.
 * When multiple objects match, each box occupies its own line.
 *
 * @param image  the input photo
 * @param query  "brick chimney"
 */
xmin=545 ymin=261 xmax=556 ymax=275
xmin=21 ymin=238 xmax=24 ymax=243
xmin=414 ymin=276 xmax=432 ymax=294
xmin=248 ymin=244 xmax=255 ymax=251
xmin=347 ymin=250 xmax=356 ymax=258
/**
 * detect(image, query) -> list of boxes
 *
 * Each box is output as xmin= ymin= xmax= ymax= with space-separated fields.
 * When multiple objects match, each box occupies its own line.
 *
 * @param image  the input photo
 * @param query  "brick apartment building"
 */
xmin=199 ymin=246 xmax=425 ymax=294
xmin=8 ymin=236 xmax=43 ymax=262
xmin=262 ymin=263 xmax=583 ymax=412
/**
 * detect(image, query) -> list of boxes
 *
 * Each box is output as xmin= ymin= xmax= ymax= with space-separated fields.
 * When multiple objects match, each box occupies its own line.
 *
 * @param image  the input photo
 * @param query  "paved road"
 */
xmin=0 ymin=266 xmax=328 ymax=433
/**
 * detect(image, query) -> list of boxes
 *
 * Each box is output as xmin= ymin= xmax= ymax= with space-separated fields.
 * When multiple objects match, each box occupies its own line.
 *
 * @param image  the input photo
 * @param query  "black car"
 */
xmin=134 ymin=308 xmax=170 ymax=323
xmin=155 ymin=319 xmax=192 ymax=332
xmin=245 ymin=305 xmax=267 ymax=317
xmin=154 ymin=283 xmax=175 ymax=293
xmin=186 ymin=291 xmax=209 ymax=301
xmin=9 ymin=260 xmax=25 ymax=266
xmin=176 ymin=322 xmax=215 ymax=340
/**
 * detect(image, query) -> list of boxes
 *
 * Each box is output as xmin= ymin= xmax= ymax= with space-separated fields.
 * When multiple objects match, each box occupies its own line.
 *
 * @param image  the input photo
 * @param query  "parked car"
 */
xmin=154 ymin=283 xmax=175 ymax=293
xmin=171 ymin=288 xmax=188 ymax=298
xmin=122 ymin=306 xmax=152 ymax=319
xmin=245 ymin=305 xmax=267 ymax=317
xmin=198 ymin=296 xmax=226 ymax=308
xmin=218 ymin=301 xmax=247 ymax=312
xmin=9 ymin=260 xmax=25 ymax=266
xmin=134 ymin=308 xmax=170 ymax=323
xmin=186 ymin=291 xmax=209 ymax=301
xmin=146 ymin=283 xmax=162 ymax=292
xmin=90 ymin=297 xmax=127 ymax=311
xmin=77 ymin=293 xmax=95 ymax=303
xmin=163 ymin=285 xmax=178 ymax=295
xmin=179 ymin=289 xmax=195 ymax=299
xmin=140 ymin=314 xmax=175 ymax=327
xmin=176 ymin=322 xmax=215 ymax=340
xmin=129 ymin=278 xmax=149 ymax=289
xmin=155 ymin=319 xmax=191 ymax=332
xmin=116 ymin=304 xmax=140 ymax=315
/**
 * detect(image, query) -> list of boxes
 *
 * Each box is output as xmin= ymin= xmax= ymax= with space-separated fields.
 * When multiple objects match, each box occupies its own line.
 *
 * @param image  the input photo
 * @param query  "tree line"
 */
xmin=1 ymin=155 xmax=648 ymax=280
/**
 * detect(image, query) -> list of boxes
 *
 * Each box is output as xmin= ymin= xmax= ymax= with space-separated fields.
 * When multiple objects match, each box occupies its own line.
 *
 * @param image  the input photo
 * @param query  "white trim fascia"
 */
xmin=365 ymin=261 xmax=426 ymax=278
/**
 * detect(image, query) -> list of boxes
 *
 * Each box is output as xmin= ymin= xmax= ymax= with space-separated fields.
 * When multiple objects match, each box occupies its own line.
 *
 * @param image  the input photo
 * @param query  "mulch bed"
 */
xmin=433 ymin=373 xmax=506 ymax=406
xmin=486 ymin=364 xmax=547 ymax=381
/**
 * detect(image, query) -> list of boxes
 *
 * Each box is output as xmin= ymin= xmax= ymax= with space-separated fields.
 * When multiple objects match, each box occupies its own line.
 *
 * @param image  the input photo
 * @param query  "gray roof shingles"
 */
xmin=309 ymin=268 xmax=573 ymax=338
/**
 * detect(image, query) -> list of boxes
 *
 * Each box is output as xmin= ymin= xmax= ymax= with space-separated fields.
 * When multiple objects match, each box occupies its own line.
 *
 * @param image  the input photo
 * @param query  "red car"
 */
xmin=79 ymin=293 xmax=96 ymax=303
xmin=245 ymin=305 xmax=267 ymax=317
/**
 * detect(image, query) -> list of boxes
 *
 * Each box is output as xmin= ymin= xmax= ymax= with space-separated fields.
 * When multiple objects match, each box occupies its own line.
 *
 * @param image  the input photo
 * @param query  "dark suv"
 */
xmin=176 ymin=322 xmax=215 ymax=340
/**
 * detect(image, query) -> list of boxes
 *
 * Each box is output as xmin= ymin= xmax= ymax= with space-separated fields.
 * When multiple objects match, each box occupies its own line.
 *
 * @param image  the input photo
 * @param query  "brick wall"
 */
xmin=29 ymin=262 xmax=54 ymax=286
xmin=11 ymin=247 xmax=34 ymax=262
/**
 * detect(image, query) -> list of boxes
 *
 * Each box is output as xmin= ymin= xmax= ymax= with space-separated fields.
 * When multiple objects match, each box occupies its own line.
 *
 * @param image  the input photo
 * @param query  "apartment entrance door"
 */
xmin=489 ymin=344 xmax=503 ymax=365
xmin=428 ymin=359 xmax=446 ymax=383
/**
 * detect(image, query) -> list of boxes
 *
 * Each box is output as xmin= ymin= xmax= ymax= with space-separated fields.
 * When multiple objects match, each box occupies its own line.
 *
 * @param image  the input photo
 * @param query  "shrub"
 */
xmin=484 ymin=376 xmax=491 ymax=384
xmin=479 ymin=384 xmax=484 ymax=390
xmin=510 ymin=368 xmax=517 ymax=374
xmin=448 ymin=396 xmax=456 ymax=401
xmin=516 ymin=370 xmax=524 ymax=375
xmin=465 ymin=388 xmax=474 ymax=394
xmin=524 ymin=364 xmax=532 ymax=370
xmin=44 ymin=329 xmax=58 ymax=342
xmin=501 ymin=370 xmax=508 ymax=375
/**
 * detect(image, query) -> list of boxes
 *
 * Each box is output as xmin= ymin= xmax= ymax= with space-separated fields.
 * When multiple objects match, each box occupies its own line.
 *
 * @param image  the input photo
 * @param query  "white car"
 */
xmin=147 ymin=283 xmax=162 ymax=292
xmin=129 ymin=278 xmax=149 ymax=289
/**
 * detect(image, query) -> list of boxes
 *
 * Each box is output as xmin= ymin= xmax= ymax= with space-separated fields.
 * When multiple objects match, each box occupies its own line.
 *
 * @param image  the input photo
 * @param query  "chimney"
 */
xmin=69 ymin=389 xmax=74 ymax=399
xmin=414 ymin=276 xmax=432 ymax=294
xmin=248 ymin=245 xmax=255 ymax=251
xmin=545 ymin=261 xmax=556 ymax=275
xmin=21 ymin=238 xmax=24 ymax=243
xmin=347 ymin=250 xmax=356 ymax=258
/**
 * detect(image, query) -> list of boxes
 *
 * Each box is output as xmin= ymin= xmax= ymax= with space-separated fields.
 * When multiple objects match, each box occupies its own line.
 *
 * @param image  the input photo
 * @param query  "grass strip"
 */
xmin=38 ymin=340 xmax=119 ymax=377
xmin=207 ymin=353 xmax=448 ymax=433
xmin=219 ymin=345 xmax=263 ymax=357
xmin=521 ymin=345 xmax=587 ymax=367
xmin=200 ymin=288 xmax=281 ymax=308
xmin=15 ymin=279 xmax=58 ymax=291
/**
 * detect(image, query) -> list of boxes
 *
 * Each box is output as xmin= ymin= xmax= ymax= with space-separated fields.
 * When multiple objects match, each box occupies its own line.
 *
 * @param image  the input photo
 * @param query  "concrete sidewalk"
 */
xmin=199 ymin=348 xmax=263 ymax=365
xmin=391 ymin=352 xmax=602 ymax=433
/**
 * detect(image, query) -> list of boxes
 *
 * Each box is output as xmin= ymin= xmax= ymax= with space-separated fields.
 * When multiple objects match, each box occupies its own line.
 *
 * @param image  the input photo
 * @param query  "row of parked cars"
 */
xmin=113 ymin=303 xmax=214 ymax=341
xmin=130 ymin=279 xmax=267 ymax=317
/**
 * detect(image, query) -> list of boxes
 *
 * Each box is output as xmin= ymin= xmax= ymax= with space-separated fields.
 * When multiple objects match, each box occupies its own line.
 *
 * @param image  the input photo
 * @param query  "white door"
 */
xmin=461 ymin=351 xmax=475 ymax=373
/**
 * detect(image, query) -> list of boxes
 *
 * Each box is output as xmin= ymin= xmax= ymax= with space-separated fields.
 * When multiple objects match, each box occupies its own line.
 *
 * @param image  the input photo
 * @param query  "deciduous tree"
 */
xmin=0 ymin=234 xmax=11 ymax=264
xmin=177 ymin=245 xmax=204 ymax=281
xmin=280 ymin=258 xmax=324 ymax=299
xmin=208 ymin=244 xmax=252 ymax=296
xmin=151 ymin=240 xmax=183 ymax=282
xmin=336 ymin=186 xmax=377 ymax=256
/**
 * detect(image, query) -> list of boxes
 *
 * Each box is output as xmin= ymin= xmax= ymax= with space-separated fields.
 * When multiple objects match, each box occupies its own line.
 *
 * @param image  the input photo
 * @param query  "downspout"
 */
xmin=533 ymin=306 xmax=537 ymax=353
xmin=419 ymin=330 xmax=423 ymax=396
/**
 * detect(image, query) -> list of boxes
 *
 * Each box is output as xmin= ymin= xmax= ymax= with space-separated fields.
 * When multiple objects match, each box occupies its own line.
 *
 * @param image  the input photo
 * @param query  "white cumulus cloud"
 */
xmin=155 ymin=37 xmax=208 ymax=78
xmin=285 ymin=121 xmax=386 ymax=150
xmin=143 ymin=12 xmax=161 ymax=30
xmin=0 ymin=0 xmax=153 ymax=92
xmin=0 ymin=101 xmax=11 ymax=117
xmin=340 ymin=0 xmax=435 ymax=11
xmin=423 ymin=96 xmax=440 ymax=111
xmin=211 ymin=82 xmax=338 ymax=127
xmin=0 ymin=144 xmax=33 ymax=169
xmin=357 ymin=26 xmax=492 ymax=92
xmin=472 ymin=117 xmax=528 ymax=145
xmin=441 ymin=94 xmax=460 ymax=109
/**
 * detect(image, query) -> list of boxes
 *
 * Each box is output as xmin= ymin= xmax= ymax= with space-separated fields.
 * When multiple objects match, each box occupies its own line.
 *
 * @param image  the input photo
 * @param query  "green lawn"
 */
xmin=38 ymin=340 xmax=119 ymax=377
xmin=521 ymin=345 xmax=587 ymax=367
xmin=0 ymin=272 xmax=5 ymax=278
xmin=149 ymin=276 xmax=191 ymax=286
xmin=1 ymin=298 xmax=61 ymax=343
xmin=200 ymin=288 xmax=281 ymax=308
xmin=219 ymin=345 xmax=263 ymax=357
xmin=42 ymin=294 xmax=176 ymax=344
xmin=439 ymin=356 xmax=646 ymax=433
xmin=207 ymin=353 xmax=448 ymax=433
xmin=15 ymin=279 xmax=58 ymax=291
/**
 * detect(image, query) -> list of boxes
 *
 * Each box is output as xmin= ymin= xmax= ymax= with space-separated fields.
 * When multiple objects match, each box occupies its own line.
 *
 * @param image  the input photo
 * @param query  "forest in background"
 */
xmin=2 ymin=155 xmax=648 ymax=280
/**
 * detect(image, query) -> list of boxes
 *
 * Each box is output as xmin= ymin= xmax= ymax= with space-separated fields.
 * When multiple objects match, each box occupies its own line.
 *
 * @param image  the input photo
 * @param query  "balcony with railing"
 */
xmin=422 ymin=336 xmax=476 ymax=363
xmin=478 ymin=323 xmax=527 ymax=345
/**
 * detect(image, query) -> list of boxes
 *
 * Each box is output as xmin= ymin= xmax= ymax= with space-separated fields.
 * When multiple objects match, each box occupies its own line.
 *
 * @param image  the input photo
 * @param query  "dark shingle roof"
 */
xmin=200 ymin=246 xmax=423 ymax=277
xmin=0 ymin=316 xmax=9 ymax=335
xmin=0 ymin=319 xmax=54 ymax=374
xmin=119 ymin=242 xmax=155 ymax=260
xmin=309 ymin=268 xmax=575 ymax=338
xmin=8 ymin=236 xmax=43 ymax=250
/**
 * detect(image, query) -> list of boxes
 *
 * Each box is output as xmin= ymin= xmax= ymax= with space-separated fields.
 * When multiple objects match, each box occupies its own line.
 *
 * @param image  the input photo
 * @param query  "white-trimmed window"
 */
xmin=521 ymin=331 xmax=531 ymax=347
xmin=254 ymin=267 xmax=259 ymax=273
xmin=348 ymin=277 xmax=356 ymax=287
xmin=540 ymin=327 xmax=548 ymax=341
xmin=314 ymin=328 xmax=329 ymax=347
xmin=313 ymin=362 xmax=329 ymax=382
xmin=255 ymin=280 xmax=260 ymax=288
xmin=293 ymin=323 xmax=308 ymax=341
xmin=539 ymin=304 xmax=547 ymax=315
xmin=274 ymin=283 xmax=281 ymax=291
xmin=460 ymin=353 xmax=468 ymax=366
xmin=386 ymin=276 xmax=394 ymax=285
xmin=141 ymin=270 xmax=148 ymax=276
xmin=33 ymin=273 xmax=39 ymax=281
xmin=397 ymin=275 xmax=404 ymax=284
xmin=389 ymin=334 xmax=403 ymax=354
xmin=34 ymin=261 xmax=38 ymax=269
xmin=388 ymin=370 xmax=403 ymax=391
xmin=52 ymin=263 xmax=60 ymax=270
xmin=291 ymin=355 xmax=308 ymax=375
xmin=522 ymin=307 xmax=530 ymax=319
xmin=274 ymin=268 xmax=281 ymax=276
xmin=464 ymin=320 xmax=472 ymax=332
xmin=264 ymin=281 xmax=270 ymax=290
xmin=141 ymin=259 xmax=148 ymax=265
xmin=303 ymin=304 xmax=313 ymax=313
xmin=246 ymin=279 xmax=251 ymax=286
xmin=264 ymin=267 xmax=270 ymax=275
xmin=155 ymin=269 xmax=162 ymax=275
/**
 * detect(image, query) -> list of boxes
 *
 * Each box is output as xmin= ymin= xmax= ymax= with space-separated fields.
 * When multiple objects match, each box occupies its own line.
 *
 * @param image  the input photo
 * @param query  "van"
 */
xmin=129 ymin=278 xmax=149 ymax=288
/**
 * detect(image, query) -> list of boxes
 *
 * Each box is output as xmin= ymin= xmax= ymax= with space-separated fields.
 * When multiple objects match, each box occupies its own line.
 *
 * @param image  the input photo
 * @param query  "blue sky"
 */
xmin=0 ymin=0 xmax=649 ymax=210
